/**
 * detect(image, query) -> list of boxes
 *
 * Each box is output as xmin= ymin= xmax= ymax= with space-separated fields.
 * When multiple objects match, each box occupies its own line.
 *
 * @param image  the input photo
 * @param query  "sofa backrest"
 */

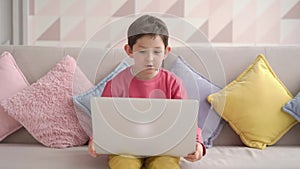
xmin=1 ymin=45 xmax=299 ymax=146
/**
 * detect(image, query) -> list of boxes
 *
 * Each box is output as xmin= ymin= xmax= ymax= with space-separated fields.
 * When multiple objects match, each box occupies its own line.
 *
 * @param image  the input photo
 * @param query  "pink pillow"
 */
xmin=0 ymin=51 xmax=28 ymax=141
xmin=0 ymin=55 xmax=89 ymax=148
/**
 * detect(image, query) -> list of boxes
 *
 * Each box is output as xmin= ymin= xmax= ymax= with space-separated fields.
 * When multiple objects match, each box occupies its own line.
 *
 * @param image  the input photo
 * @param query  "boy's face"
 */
xmin=125 ymin=35 xmax=171 ymax=80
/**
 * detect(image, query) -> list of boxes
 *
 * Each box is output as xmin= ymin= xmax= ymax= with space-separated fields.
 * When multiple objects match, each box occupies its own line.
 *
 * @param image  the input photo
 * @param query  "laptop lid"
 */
xmin=91 ymin=97 xmax=199 ymax=157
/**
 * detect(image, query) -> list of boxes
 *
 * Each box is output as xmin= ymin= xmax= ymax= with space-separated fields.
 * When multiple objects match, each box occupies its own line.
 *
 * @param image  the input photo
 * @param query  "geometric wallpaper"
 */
xmin=28 ymin=0 xmax=300 ymax=47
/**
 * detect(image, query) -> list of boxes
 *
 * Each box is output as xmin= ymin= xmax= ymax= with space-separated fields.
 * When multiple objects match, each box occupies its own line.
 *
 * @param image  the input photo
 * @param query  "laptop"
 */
xmin=91 ymin=97 xmax=199 ymax=157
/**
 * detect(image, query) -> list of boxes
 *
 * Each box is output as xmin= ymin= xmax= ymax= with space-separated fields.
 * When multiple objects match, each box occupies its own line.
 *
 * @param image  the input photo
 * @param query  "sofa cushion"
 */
xmin=183 ymin=146 xmax=300 ymax=168
xmin=207 ymin=54 xmax=297 ymax=149
xmin=282 ymin=91 xmax=300 ymax=122
xmin=0 ymin=56 xmax=89 ymax=148
xmin=0 ymin=51 xmax=28 ymax=141
xmin=0 ymin=144 xmax=107 ymax=169
xmin=1 ymin=144 xmax=300 ymax=169
xmin=169 ymin=56 xmax=224 ymax=148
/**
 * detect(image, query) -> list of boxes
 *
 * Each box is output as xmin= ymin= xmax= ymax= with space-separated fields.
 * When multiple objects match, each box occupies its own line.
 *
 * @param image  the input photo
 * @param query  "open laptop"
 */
xmin=91 ymin=97 xmax=199 ymax=157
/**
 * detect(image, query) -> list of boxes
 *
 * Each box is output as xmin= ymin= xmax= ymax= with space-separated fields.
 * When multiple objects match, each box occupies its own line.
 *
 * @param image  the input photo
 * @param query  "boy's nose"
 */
xmin=145 ymin=53 xmax=154 ymax=61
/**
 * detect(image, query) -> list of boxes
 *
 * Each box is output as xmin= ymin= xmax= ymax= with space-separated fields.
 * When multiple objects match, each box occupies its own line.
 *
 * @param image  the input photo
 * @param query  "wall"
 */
xmin=4 ymin=0 xmax=300 ymax=47
xmin=0 ymin=0 xmax=12 ymax=45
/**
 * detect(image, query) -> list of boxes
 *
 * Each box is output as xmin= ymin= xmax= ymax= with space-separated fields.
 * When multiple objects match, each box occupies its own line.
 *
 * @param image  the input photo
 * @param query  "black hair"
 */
xmin=127 ymin=15 xmax=169 ymax=49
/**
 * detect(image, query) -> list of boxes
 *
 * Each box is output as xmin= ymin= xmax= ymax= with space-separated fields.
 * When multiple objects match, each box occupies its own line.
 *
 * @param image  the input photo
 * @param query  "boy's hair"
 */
xmin=127 ymin=15 xmax=169 ymax=49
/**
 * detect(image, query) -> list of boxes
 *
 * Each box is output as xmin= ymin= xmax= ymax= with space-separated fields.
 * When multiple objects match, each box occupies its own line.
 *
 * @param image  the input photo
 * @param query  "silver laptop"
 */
xmin=91 ymin=97 xmax=199 ymax=157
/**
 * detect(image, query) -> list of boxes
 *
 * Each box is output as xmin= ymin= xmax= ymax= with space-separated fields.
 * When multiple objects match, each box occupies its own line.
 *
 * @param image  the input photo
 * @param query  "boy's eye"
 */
xmin=154 ymin=50 xmax=162 ymax=54
xmin=138 ymin=50 xmax=146 ymax=54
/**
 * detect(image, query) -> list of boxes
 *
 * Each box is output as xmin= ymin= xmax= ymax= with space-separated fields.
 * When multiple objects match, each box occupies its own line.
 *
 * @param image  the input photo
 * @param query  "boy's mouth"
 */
xmin=145 ymin=65 xmax=154 ymax=68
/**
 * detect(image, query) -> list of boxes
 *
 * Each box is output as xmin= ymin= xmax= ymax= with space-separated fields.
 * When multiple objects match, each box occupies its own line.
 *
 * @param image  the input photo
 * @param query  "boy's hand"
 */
xmin=184 ymin=142 xmax=203 ymax=162
xmin=88 ymin=138 xmax=100 ymax=158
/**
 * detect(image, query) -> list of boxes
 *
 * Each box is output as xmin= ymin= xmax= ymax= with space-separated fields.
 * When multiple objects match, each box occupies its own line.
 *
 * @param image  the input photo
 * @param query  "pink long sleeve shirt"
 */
xmin=102 ymin=67 xmax=205 ymax=151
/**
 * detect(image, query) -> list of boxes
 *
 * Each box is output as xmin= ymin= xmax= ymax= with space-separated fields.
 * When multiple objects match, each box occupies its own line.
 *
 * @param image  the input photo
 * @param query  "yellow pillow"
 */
xmin=207 ymin=54 xmax=297 ymax=149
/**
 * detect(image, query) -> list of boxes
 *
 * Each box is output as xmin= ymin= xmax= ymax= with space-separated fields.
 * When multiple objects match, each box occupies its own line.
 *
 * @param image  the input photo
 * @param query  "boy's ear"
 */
xmin=124 ymin=44 xmax=133 ymax=58
xmin=164 ymin=46 xmax=171 ymax=59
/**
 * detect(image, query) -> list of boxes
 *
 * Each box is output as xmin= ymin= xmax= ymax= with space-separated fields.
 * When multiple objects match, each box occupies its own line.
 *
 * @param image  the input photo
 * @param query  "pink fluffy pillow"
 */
xmin=0 ymin=51 xmax=28 ymax=141
xmin=0 ymin=55 xmax=89 ymax=148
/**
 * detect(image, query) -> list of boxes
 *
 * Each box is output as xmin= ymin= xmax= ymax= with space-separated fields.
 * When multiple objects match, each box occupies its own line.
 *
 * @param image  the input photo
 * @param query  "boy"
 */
xmin=88 ymin=14 xmax=206 ymax=169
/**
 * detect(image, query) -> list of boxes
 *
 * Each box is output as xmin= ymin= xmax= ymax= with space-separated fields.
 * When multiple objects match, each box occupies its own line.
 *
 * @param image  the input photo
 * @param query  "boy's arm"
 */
xmin=196 ymin=127 xmax=206 ymax=156
xmin=101 ymin=80 xmax=112 ymax=97
xmin=184 ymin=128 xmax=206 ymax=162
xmin=88 ymin=138 xmax=100 ymax=158
xmin=87 ymin=81 xmax=112 ymax=157
xmin=171 ymin=76 xmax=189 ymax=99
xmin=173 ymin=76 xmax=206 ymax=157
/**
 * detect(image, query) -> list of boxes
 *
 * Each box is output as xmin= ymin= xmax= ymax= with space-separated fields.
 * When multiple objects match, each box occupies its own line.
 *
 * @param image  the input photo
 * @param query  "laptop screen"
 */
xmin=91 ymin=97 xmax=198 ymax=157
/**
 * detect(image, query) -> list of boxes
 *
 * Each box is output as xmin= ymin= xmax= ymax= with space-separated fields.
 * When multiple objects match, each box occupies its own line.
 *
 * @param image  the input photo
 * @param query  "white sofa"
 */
xmin=0 ymin=45 xmax=299 ymax=169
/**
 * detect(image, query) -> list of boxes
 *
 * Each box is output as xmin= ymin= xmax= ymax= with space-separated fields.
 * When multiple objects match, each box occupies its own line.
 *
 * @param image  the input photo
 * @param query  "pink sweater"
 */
xmin=102 ymin=67 xmax=204 ymax=145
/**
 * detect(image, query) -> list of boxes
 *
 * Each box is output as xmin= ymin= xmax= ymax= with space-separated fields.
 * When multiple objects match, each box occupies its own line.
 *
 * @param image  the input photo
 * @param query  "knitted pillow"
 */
xmin=0 ymin=56 xmax=90 ymax=148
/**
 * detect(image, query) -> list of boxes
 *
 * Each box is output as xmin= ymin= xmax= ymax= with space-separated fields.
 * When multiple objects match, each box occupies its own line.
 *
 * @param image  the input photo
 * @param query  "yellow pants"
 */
xmin=109 ymin=155 xmax=180 ymax=169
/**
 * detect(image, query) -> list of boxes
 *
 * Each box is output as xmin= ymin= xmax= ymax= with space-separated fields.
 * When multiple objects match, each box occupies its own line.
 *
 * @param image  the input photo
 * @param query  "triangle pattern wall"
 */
xmin=28 ymin=0 xmax=300 ymax=46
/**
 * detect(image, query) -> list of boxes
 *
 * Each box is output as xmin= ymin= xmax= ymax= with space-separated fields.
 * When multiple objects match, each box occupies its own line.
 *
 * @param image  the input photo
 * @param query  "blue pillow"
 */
xmin=72 ymin=59 xmax=130 ymax=118
xmin=282 ymin=91 xmax=300 ymax=122
xmin=169 ymin=56 xmax=224 ymax=148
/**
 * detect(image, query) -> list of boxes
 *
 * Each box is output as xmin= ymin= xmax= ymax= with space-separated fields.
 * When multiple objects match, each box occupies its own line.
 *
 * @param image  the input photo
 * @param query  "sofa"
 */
xmin=0 ymin=45 xmax=299 ymax=169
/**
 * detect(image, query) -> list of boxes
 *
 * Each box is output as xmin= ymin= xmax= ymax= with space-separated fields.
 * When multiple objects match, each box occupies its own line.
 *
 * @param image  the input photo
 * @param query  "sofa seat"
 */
xmin=195 ymin=146 xmax=300 ymax=169
xmin=1 ymin=144 xmax=299 ymax=169
xmin=0 ymin=144 xmax=106 ymax=169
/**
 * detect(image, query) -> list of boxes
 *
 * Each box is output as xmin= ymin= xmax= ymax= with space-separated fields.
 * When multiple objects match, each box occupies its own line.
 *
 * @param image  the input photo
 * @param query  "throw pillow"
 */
xmin=169 ymin=56 xmax=224 ymax=148
xmin=0 ymin=51 xmax=28 ymax=141
xmin=282 ymin=91 xmax=300 ymax=122
xmin=72 ymin=65 xmax=94 ymax=137
xmin=73 ymin=59 xmax=129 ymax=116
xmin=0 ymin=56 xmax=89 ymax=148
xmin=72 ymin=59 xmax=130 ymax=136
xmin=207 ymin=54 xmax=297 ymax=149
